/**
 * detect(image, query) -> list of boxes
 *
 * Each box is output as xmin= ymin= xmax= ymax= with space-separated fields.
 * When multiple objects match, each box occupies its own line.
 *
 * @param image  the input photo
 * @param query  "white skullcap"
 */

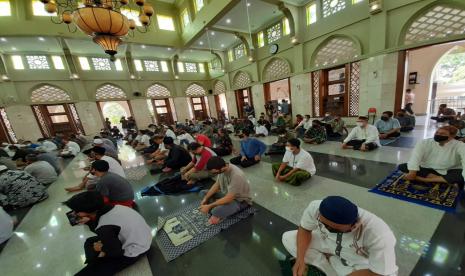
xmin=93 ymin=139 xmax=103 ymax=144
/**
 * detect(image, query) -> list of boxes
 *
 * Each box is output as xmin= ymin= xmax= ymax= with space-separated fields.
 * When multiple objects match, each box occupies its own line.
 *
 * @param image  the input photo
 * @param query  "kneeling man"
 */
xmin=272 ymin=138 xmax=315 ymax=186
xmin=282 ymin=196 xmax=398 ymax=276
xmin=199 ymin=157 xmax=252 ymax=225
xmin=399 ymin=125 xmax=465 ymax=188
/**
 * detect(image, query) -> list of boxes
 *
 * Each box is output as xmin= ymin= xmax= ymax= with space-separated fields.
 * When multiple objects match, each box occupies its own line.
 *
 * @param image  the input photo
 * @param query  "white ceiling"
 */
xmin=179 ymin=49 xmax=216 ymax=62
xmin=282 ymin=0 xmax=311 ymax=6
xmin=192 ymin=31 xmax=239 ymax=51
xmin=0 ymin=36 xmax=63 ymax=54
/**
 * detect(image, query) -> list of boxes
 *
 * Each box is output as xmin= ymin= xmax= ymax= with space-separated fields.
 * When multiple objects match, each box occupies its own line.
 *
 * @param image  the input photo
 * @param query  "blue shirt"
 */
xmin=375 ymin=118 xmax=401 ymax=133
xmin=240 ymin=138 xmax=267 ymax=158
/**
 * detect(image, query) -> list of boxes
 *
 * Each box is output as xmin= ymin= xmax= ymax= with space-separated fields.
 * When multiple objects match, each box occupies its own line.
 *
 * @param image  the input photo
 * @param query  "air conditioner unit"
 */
xmin=369 ymin=0 xmax=382 ymax=15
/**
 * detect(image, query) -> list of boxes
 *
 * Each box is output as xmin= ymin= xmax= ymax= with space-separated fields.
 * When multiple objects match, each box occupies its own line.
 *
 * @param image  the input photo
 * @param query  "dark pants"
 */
xmin=76 ymin=236 xmax=144 ymax=276
xmin=380 ymin=132 xmax=401 ymax=138
xmin=212 ymin=147 xmax=232 ymax=157
xmin=230 ymin=156 xmax=259 ymax=168
xmin=431 ymin=116 xmax=449 ymax=123
xmin=398 ymin=163 xmax=464 ymax=188
xmin=346 ymin=140 xmax=378 ymax=151
xmin=266 ymin=144 xmax=285 ymax=155
xmin=322 ymin=123 xmax=333 ymax=136
xmin=400 ymin=126 xmax=414 ymax=132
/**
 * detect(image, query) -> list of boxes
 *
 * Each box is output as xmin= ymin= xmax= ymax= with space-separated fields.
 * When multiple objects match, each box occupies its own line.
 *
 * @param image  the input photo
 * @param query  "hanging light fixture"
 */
xmin=40 ymin=0 xmax=154 ymax=60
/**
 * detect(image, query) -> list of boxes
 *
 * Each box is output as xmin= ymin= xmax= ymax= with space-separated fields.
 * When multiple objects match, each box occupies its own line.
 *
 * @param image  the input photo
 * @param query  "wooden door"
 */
xmin=322 ymin=65 xmax=349 ymax=117
xmin=32 ymin=104 xmax=79 ymax=137
xmin=235 ymin=88 xmax=253 ymax=118
xmin=190 ymin=97 xmax=208 ymax=120
xmin=152 ymin=98 xmax=174 ymax=125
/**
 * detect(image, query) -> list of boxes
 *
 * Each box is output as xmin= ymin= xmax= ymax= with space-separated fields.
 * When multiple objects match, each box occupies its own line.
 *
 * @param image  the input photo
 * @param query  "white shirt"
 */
xmin=344 ymin=125 xmax=381 ymax=146
xmin=165 ymin=129 xmax=177 ymax=140
xmin=101 ymin=155 xmax=126 ymax=178
xmin=39 ymin=141 xmax=57 ymax=152
xmin=224 ymin=123 xmax=235 ymax=133
xmin=177 ymin=133 xmax=195 ymax=144
xmin=140 ymin=134 xmax=151 ymax=146
xmin=0 ymin=206 xmax=13 ymax=244
xmin=283 ymin=149 xmax=316 ymax=175
xmin=300 ymin=200 xmax=398 ymax=276
xmin=255 ymin=125 xmax=269 ymax=136
xmin=64 ymin=141 xmax=80 ymax=156
xmin=408 ymin=138 xmax=465 ymax=178
xmin=297 ymin=119 xmax=312 ymax=130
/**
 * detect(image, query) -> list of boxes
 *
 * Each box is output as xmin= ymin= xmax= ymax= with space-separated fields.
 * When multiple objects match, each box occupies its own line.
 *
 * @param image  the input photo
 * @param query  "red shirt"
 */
xmin=196 ymin=134 xmax=212 ymax=148
xmin=193 ymin=147 xmax=215 ymax=171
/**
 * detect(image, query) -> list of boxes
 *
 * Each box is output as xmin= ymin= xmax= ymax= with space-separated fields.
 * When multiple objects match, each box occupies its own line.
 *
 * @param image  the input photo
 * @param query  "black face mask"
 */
xmin=381 ymin=116 xmax=389 ymax=121
xmin=434 ymin=135 xmax=449 ymax=142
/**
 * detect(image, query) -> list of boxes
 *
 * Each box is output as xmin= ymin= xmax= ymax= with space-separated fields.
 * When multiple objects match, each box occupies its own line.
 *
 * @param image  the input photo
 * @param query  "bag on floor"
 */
xmin=141 ymin=175 xmax=202 ymax=196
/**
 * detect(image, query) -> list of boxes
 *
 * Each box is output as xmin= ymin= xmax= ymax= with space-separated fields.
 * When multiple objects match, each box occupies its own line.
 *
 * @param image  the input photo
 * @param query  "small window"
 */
xmin=234 ymin=44 xmax=245 ymax=60
xmin=0 ymin=1 xmax=11 ymax=16
xmin=185 ymin=62 xmax=197 ymax=73
xmin=177 ymin=62 xmax=184 ymax=73
xmin=352 ymin=0 xmax=363 ymax=4
xmin=267 ymin=23 xmax=282 ymax=44
xmin=228 ymin=50 xmax=234 ymax=62
xmin=283 ymin=18 xmax=291 ymax=36
xmin=114 ymin=59 xmax=123 ymax=71
xmin=32 ymin=0 xmax=56 ymax=16
xmin=134 ymin=59 xmax=143 ymax=72
xmin=194 ymin=0 xmax=204 ymax=12
xmin=11 ymin=55 xmax=24 ymax=70
xmin=257 ymin=31 xmax=265 ymax=47
xmin=121 ymin=9 xmax=142 ymax=26
xmin=78 ymin=57 xmax=90 ymax=71
xmin=157 ymin=15 xmax=175 ymax=31
xmin=306 ymin=3 xmax=317 ymax=25
xmin=144 ymin=60 xmax=159 ymax=72
xmin=198 ymin=63 xmax=205 ymax=73
xmin=160 ymin=61 xmax=169 ymax=72
xmin=26 ymin=55 xmax=50 ymax=70
xmin=181 ymin=9 xmax=190 ymax=28
xmin=323 ymin=0 xmax=346 ymax=18
xmin=51 ymin=56 xmax=65 ymax=70
xmin=92 ymin=57 xmax=111 ymax=71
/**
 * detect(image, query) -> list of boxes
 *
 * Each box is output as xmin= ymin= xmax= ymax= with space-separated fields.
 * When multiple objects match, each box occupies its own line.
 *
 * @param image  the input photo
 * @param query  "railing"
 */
xmin=429 ymin=97 xmax=465 ymax=115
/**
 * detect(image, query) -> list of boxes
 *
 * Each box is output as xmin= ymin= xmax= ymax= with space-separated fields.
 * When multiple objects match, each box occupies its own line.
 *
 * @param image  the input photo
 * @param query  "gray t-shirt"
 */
xmin=96 ymin=172 xmax=134 ymax=202
xmin=217 ymin=164 xmax=252 ymax=204
xmin=24 ymin=161 xmax=58 ymax=185
xmin=0 ymin=206 xmax=13 ymax=244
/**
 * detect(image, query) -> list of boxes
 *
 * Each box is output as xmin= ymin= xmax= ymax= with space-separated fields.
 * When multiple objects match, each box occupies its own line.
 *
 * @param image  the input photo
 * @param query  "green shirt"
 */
xmin=304 ymin=127 xmax=327 ymax=144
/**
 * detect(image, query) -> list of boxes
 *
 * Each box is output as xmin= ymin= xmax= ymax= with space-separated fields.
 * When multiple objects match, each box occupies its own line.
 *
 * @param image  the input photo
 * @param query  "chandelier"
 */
xmin=40 ymin=0 xmax=154 ymax=60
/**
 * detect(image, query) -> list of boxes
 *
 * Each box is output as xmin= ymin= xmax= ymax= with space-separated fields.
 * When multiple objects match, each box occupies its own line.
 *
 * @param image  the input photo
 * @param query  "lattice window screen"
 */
xmin=311 ymin=71 xmax=321 ymax=117
xmin=214 ymin=81 xmax=226 ymax=94
xmin=263 ymin=58 xmax=291 ymax=81
xmin=96 ymin=84 xmax=126 ymax=100
xmin=234 ymin=44 xmax=246 ymax=60
xmin=267 ymin=23 xmax=282 ymax=44
xmin=0 ymin=108 xmax=17 ymax=143
xmin=32 ymin=105 xmax=52 ymax=137
xmin=92 ymin=58 xmax=111 ymax=71
xmin=404 ymin=5 xmax=465 ymax=45
xmin=31 ymin=85 xmax=71 ymax=103
xmin=147 ymin=84 xmax=171 ymax=98
xmin=349 ymin=62 xmax=361 ymax=116
xmin=322 ymin=0 xmax=346 ymax=18
xmin=186 ymin=83 xmax=206 ymax=97
xmin=233 ymin=71 xmax=251 ymax=89
xmin=26 ymin=55 xmax=50 ymax=70
xmin=69 ymin=103 xmax=85 ymax=134
xmin=144 ymin=60 xmax=160 ymax=72
xmin=314 ymin=37 xmax=359 ymax=67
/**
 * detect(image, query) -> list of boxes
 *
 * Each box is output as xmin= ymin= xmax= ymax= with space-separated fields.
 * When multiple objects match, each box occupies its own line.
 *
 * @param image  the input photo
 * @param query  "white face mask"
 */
xmin=356 ymin=122 xmax=364 ymax=127
xmin=285 ymin=146 xmax=293 ymax=152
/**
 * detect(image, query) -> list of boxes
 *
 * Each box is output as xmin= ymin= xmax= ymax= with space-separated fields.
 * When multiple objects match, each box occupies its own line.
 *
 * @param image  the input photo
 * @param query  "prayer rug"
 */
xmin=379 ymin=137 xmax=399 ymax=146
xmin=124 ymin=166 xmax=147 ymax=181
xmin=155 ymin=200 xmax=257 ymax=262
xmin=370 ymin=170 xmax=462 ymax=212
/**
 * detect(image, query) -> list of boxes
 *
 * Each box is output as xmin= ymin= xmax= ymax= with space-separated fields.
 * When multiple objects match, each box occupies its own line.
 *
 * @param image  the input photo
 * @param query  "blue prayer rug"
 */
xmin=155 ymin=200 xmax=257 ymax=262
xmin=370 ymin=170 xmax=462 ymax=212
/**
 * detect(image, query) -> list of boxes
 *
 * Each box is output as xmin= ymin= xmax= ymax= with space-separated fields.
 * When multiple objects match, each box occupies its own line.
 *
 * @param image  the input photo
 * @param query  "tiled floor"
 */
xmin=0 ymin=117 xmax=464 ymax=276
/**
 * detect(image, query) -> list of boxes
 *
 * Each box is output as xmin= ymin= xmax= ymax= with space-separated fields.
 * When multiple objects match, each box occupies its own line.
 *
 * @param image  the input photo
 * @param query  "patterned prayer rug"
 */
xmin=155 ymin=200 xmax=257 ymax=262
xmin=124 ymin=166 xmax=148 ymax=181
xmin=370 ymin=170 xmax=462 ymax=212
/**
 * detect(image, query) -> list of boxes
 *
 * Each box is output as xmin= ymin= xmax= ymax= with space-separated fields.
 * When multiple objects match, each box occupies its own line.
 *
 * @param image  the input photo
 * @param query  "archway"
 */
xmin=95 ymin=84 xmax=133 ymax=131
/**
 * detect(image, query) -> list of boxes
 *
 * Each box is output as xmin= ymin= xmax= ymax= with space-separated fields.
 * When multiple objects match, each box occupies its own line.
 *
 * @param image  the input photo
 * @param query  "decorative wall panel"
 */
xmin=313 ymin=37 xmax=359 ymax=67
xmin=214 ymin=81 xmax=226 ymax=94
xmin=263 ymin=58 xmax=291 ymax=82
xmin=311 ymin=71 xmax=321 ymax=117
xmin=31 ymin=85 xmax=71 ymax=103
xmin=232 ymin=71 xmax=252 ymax=89
xmin=349 ymin=62 xmax=361 ymax=116
xmin=186 ymin=83 xmax=206 ymax=97
xmin=147 ymin=84 xmax=171 ymax=98
xmin=96 ymin=84 xmax=126 ymax=100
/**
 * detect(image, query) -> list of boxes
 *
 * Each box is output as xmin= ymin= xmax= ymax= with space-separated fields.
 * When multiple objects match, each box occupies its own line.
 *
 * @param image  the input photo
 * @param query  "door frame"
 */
xmin=150 ymin=98 xmax=174 ymax=125
xmin=190 ymin=96 xmax=208 ymax=120
xmin=235 ymin=87 xmax=253 ymax=118
xmin=31 ymin=103 xmax=80 ymax=137
xmin=96 ymin=100 xmax=134 ymax=129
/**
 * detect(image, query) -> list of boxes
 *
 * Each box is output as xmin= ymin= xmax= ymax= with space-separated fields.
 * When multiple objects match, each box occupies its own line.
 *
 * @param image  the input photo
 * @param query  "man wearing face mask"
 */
xmin=342 ymin=116 xmax=380 ymax=151
xmin=199 ymin=157 xmax=252 ymax=225
xmin=282 ymin=196 xmax=398 ymax=276
xmin=272 ymin=139 xmax=315 ymax=186
xmin=399 ymin=126 xmax=465 ymax=188
xmin=295 ymin=115 xmax=312 ymax=138
xmin=303 ymin=120 xmax=327 ymax=144
xmin=375 ymin=111 xmax=401 ymax=139
xmin=230 ymin=129 xmax=267 ymax=168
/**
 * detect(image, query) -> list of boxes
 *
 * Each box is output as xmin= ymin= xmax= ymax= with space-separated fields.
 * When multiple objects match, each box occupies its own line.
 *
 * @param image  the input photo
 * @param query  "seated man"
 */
xmin=60 ymin=137 xmax=81 ymax=157
xmin=254 ymin=120 xmax=269 ymax=137
xmin=93 ymin=138 xmax=118 ymax=160
xmin=91 ymin=160 xmax=134 ymax=207
xmin=295 ymin=115 xmax=312 ymax=138
xmin=396 ymin=109 xmax=415 ymax=132
xmin=146 ymin=135 xmax=168 ymax=163
xmin=36 ymin=138 xmax=58 ymax=152
xmin=9 ymin=145 xmax=35 ymax=167
xmin=181 ymin=142 xmax=216 ymax=185
xmin=282 ymin=196 xmax=398 ymax=276
xmin=134 ymin=130 xmax=151 ymax=151
xmin=303 ymin=120 xmax=327 ymax=144
xmin=155 ymin=137 xmax=192 ymax=173
xmin=0 ymin=206 xmax=13 ymax=244
xmin=272 ymin=139 xmax=315 ymax=186
xmin=37 ymin=152 xmax=60 ymax=174
xmin=64 ymin=191 xmax=151 ymax=276
xmin=399 ymin=126 xmax=465 ymax=188
xmin=177 ymin=130 xmax=195 ymax=147
xmin=194 ymin=132 xmax=212 ymax=148
xmin=230 ymin=129 xmax=267 ymax=168
xmin=375 ymin=111 xmax=401 ymax=139
xmin=329 ymin=115 xmax=348 ymax=137
xmin=65 ymin=149 xmax=99 ymax=192
xmin=24 ymin=154 xmax=58 ymax=186
xmin=0 ymin=165 xmax=48 ymax=208
xmin=91 ymin=147 xmax=126 ymax=178
xmin=266 ymin=128 xmax=294 ymax=155
xmin=342 ymin=116 xmax=380 ymax=152
xmin=211 ymin=128 xmax=233 ymax=156
xmin=431 ymin=103 xmax=456 ymax=123
xmin=199 ymin=156 xmax=252 ymax=225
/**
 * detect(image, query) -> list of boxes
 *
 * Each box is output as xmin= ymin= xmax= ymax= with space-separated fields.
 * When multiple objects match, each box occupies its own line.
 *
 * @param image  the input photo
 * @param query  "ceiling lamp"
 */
xmin=40 ymin=0 xmax=154 ymax=60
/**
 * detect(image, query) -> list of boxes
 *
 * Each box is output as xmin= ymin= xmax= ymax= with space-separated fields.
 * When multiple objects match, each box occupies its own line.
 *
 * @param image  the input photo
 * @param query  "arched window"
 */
xmin=147 ymin=83 xmax=171 ymax=98
xmin=96 ymin=84 xmax=126 ymax=100
xmin=263 ymin=58 xmax=291 ymax=82
xmin=213 ymin=81 xmax=226 ymax=94
xmin=232 ymin=71 xmax=252 ymax=89
xmin=186 ymin=83 xmax=206 ymax=97
xmin=313 ymin=36 xmax=360 ymax=68
xmin=31 ymin=84 xmax=71 ymax=103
